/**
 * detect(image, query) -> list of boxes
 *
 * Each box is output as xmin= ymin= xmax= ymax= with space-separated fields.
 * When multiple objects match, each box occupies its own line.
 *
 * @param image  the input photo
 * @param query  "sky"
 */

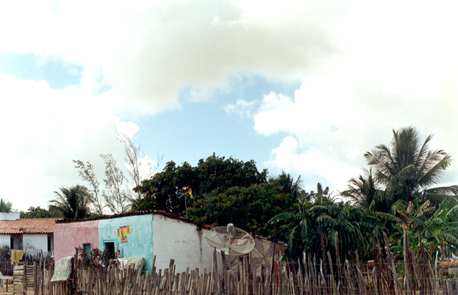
xmin=0 ymin=1 xmax=457 ymax=212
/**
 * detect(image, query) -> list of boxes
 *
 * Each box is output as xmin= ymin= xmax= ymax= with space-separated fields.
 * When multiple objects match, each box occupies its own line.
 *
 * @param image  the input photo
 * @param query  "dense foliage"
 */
xmin=133 ymin=155 xmax=299 ymax=235
xmin=342 ymin=127 xmax=458 ymax=260
xmin=0 ymin=198 xmax=14 ymax=212
xmin=48 ymin=126 xmax=456 ymax=263
xmin=269 ymin=184 xmax=383 ymax=261
xmin=49 ymin=185 xmax=93 ymax=218
xmin=20 ymin=206 xmax=60 ymax=218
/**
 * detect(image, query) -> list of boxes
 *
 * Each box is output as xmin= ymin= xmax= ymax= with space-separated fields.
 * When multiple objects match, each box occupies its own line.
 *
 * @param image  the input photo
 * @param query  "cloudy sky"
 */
xmin=1 ymin=1 xmax=457 ymax=212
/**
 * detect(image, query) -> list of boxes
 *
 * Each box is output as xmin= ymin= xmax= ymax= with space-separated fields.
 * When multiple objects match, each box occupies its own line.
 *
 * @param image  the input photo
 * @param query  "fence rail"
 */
xmin=31 ymin=233 xmax=458 ymax=295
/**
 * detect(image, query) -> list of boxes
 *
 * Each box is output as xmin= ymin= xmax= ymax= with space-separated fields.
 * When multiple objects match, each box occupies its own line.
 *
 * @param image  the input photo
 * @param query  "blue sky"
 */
xmin=0 ymin=1 xmax=457 ymax=212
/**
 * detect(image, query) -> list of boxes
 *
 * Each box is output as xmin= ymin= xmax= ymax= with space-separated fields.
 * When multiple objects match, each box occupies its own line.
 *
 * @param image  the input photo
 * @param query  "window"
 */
xmin=83 ymin=243 xmax=91 ymax=258
xmin=48 ymin=236 xmax=52 ymax=252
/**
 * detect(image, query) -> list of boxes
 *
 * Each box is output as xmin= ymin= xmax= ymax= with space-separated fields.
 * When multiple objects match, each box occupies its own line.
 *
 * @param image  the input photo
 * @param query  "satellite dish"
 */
xmin=205 ymin=223 xmax=255 ymax=256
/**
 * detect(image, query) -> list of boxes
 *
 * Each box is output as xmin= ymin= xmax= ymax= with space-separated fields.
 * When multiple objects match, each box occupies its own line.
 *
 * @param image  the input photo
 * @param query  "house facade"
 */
xmin=0 ymin=216 xmax=62 ymax=257
xmin=54 ymin=212 xmax=219 ymax=273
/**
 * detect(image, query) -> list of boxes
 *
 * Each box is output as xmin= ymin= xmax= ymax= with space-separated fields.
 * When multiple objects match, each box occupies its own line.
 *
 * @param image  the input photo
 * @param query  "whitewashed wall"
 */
xmin=0 ymin=234 xmax=10 ymax=248
xmin=0 ymin=212 xmax=19 ymax=220
xmin=152 ymin=215 xmax=221 ymax=273
xmin=23 ymin=234 xmax=48 ymax=256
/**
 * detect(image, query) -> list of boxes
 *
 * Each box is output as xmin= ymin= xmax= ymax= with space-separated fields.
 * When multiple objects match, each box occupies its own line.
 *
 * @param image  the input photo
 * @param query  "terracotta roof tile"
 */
xmin=0 ymin=218 xmax=63 ymax=234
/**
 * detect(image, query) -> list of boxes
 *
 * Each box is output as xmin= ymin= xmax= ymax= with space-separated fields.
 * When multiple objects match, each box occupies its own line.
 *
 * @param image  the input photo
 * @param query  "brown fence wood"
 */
xmin=29 ymin=239 xmax=458 ymax=295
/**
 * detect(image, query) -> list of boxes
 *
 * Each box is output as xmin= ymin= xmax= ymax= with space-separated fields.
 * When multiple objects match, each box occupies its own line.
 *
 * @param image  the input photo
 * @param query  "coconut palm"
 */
xmin=49 ymin=185 xmax=93 ymax=218
xmin=341 ymin=168 xmax=387 ymax=209
xmin=364 ymin=127 xmax=457 ymax=205
xmin=268 ymin=186 xmax=381 ymax=260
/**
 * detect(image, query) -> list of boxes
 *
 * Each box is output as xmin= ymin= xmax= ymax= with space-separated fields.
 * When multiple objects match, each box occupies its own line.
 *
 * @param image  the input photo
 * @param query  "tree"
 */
xmin=364 ymin=127 xmax=457 ymax=205
xmin=119 ymin=134 xmax=159 ymax=201
xmin=277 ymin=171 xmax=307 ymax=203
xmin=101 ymin=154 xmax=131 ymax=214
xmin=133 ymin=154 xmax=268 ymax=214
xmin=73 ymin=160 xmax=105 ymax=216
xmin=188 ymin=177 xmax=298 ymax=236
xmin=74 ymin=134 xmax=158 ymax=215
xmin=269 ymin=183 xmax=382 ymax=261
xmin=0 ymin=199 xmax=13 ymax=212
xmin=379 ymin=197 xmax=458 ymax=260
xmin=49 ymin=185 xmax=93 ymax=218
xmin=20 ymin=206 xmax=58 ymax=218
xmin=340 ymin=168 xmax=389 ymax=212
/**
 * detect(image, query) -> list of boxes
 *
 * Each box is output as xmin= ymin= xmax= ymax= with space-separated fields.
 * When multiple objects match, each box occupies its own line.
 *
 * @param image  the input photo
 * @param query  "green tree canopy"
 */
xmin=0 ymin=199 xmax=14 ymax=213
xmin=20 ymin=206 xmax=59 ymax=218
xmin=133 ymin=154 xmax=268 ymax=213
xmin=378 ymin=196 xmax=458 ymax=260
xmin=269 ymin=184 xmax=382 ymax=261
xmin=133 ymin=155 xmax=299 ymax=236
xmin=49 ymin=185 xmax=93 ymax=219
xmin=188 ymin=175 xmax=299 ymax=235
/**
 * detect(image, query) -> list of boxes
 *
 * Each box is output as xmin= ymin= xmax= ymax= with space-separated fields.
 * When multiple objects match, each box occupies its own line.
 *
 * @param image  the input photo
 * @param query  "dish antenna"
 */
xmin=205 ymin=223 xmax=255 ymax=256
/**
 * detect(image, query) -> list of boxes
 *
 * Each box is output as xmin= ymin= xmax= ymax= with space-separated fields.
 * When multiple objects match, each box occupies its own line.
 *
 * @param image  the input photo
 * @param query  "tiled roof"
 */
xmin=0 ymin=218 xmax=63 ymax=234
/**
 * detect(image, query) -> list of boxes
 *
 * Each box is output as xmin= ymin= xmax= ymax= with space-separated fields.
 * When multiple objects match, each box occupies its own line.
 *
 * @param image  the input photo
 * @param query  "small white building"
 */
xmin=0 ymin=217 xmax=62 ymax=257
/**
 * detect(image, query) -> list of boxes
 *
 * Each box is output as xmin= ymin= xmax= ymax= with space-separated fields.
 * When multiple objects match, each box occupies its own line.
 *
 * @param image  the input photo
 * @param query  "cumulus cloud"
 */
xmin=1 ymin=0 xmax=457 ymax=208
xmin=0 ymin=73 xmax=139 ymax=210
xmin=253 ymin=49 xmax=457 ymax=190
xmin=230 ymin=1 xmax=458 ymax=190
xmin=0 ymin=0 xmax=341 ymax=114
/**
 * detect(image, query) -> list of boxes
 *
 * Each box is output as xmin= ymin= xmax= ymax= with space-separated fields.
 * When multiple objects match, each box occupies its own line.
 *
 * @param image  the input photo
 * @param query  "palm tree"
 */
xmin=268 ymin=184 xmax=381 ymax=261
xmin=49 ymin=185 xmax=93 ymax=218
xmin=364 ymin=127 xmax=457 ymax=205
xmin=274 ymin=171 xmax=306 ymax=202
xmin=0 ymin=199 xmax=13 ymax=212
xmin=341 ymin=168 xmax=380 ymax=207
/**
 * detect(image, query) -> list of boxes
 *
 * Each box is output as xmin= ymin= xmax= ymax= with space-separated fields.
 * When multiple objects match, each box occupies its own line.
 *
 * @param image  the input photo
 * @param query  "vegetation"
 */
xmin=49 ymin=185 xmax=93 ymax=218
xmin=269 ymin=184 xmax=383 ymax=260
xmin=45 ymin=126 xmax=456 ymax=263
xmin=268 ymin=127 xmax=457 ymax=261
xmin=20 ymin=206 xmax=60 ymax=218
xmin=133 ymin=155 xmax=298 ymax=235
xmin=364 ymin=127 xmax=457 ymax=207
xmin=0 ymin=198 xmax=14 ymax=212
xmin=73 ymin=134 xmax=157 ymax=215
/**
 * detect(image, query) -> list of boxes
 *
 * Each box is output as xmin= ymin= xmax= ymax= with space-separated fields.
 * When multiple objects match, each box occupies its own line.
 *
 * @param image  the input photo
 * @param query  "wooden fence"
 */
xmin=32 ymin=233 xmax=457 ymax=295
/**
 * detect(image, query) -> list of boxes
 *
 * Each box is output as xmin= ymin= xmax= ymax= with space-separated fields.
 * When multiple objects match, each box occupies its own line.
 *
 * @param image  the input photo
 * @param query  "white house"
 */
xmin=0 ymin=217 xmax=62 ymax=257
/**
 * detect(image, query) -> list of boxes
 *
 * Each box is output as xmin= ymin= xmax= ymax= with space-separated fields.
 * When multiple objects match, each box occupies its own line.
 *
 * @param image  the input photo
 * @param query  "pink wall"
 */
xmin=54 ymin=220 xmax=99 ymax=262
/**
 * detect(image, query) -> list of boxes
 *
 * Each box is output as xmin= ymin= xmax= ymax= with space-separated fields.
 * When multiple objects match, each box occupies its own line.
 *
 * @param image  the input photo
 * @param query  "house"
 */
xmin=54 ymin=211 xmax=220 ymax=273
xmin=0 ymin=214 xmax=62 ymax=257
xmin=54 ymin=211 xmax=288 ymax=274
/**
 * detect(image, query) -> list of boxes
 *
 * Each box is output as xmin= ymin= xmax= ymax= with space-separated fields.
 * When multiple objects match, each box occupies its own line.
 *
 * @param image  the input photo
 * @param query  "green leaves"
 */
xmin=0 ymin=198 xmax=13 ymax=213
xmin=269 ymin=190 xmax=381 ymax=261
xmin=49 ymin=185 xmax=93 ymax=218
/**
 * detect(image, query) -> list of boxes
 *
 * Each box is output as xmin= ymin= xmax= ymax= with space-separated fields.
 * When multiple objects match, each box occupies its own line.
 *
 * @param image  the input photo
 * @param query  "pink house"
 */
xmin=54 ymin=220 xmax=99 ymax=262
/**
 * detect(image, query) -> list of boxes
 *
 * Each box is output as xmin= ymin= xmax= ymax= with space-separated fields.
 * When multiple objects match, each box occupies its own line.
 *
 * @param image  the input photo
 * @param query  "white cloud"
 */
xmin=1 ymin=0 xmax=457 ymax=209
xmin=242 ymin=1 xmax=458 ymax=191
xmin=0 ymin=0 xmax=341 ymax=115
xmin=267 ymin=136 xmax=360 ymax=190
xmin=117 ymin=122 xmax=141 ymax=139
xmin=224 ymin=99 xmax=258 ymax=118
xmin=0 ymin=73 xmax=139 ymax=210
xmin=254 ymin=52 xmax=457 ymax=191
